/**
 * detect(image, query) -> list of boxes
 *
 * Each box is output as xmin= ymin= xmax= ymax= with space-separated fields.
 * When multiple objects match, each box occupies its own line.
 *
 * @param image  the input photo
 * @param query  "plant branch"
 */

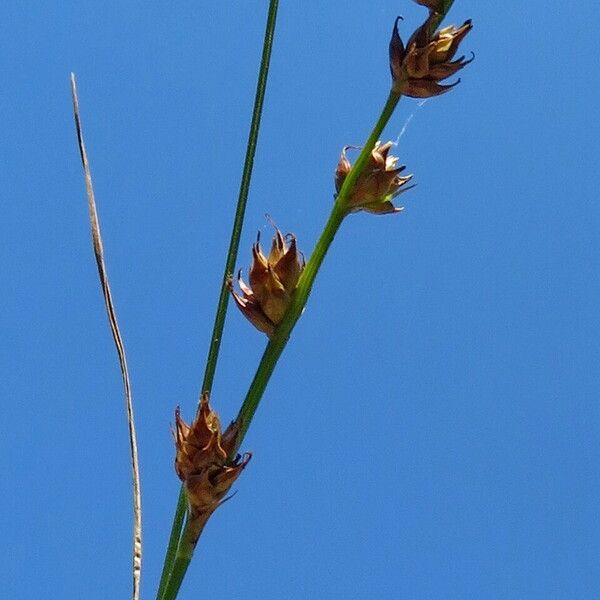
xmin=70 ymin=73 xmax=142 ymax=600
xmin=233 ymin=0 xmax=464 ymax=442
xmin=232 ymin=0 xmax=464 ymax=438
xmin=234 ymin=89 xmax=401 ymax=445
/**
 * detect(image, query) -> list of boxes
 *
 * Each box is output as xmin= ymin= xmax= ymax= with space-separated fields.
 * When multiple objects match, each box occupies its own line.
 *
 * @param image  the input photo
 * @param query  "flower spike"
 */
xmin=174 ymin=393 xmax=250 ymax=532
xmin=335 ymin=141 xmax=414 ymax=214
xmin=389 ymin=9 xmax=473 ymax=98
xmin=230 ymin=225 xmax=305 ymax=337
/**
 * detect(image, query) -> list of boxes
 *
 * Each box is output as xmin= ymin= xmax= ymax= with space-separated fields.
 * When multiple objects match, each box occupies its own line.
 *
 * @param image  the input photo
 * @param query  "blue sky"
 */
xmin=2 ymin=1 xmax=599 ymax=599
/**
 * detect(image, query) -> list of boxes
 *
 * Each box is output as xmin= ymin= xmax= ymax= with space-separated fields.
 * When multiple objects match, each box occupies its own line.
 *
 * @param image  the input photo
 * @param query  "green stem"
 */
xmin=160 ymin=88 xmax=402 ymax=600
xmin=233 ymin=90 xmax=401 ymax=446
xmin=159 ymin=516 xmax=206 ymax=600
xmin=200 ymin=0 xmax=280 ymax=396
xmin=236 ymin=200 xmax=347 ymax=440
xmin=431 ymin=0 xmax=456 ymax=32
xmin=156 ymin=1 xmax=280 ymax=598
xmin=155 ymin=489 xmax=187 ymax=599
xmin=232 ymin=0 xmax=461 ymax=448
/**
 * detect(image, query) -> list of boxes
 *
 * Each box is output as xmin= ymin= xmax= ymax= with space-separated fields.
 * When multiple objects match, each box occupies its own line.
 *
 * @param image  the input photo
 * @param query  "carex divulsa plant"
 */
xmin=73 ymin=1 xmax=473 ymax=599
xmin=158 ymin=3 xmax=472 ymax=598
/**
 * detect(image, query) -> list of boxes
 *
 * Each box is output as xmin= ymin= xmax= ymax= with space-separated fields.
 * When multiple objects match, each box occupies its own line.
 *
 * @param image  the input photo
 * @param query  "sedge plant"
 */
xmin=72 ymin=1 xmax=474 ymax=598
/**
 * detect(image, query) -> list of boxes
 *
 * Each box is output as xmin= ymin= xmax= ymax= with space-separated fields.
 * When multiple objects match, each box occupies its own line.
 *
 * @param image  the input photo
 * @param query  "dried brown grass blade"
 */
xmin=70 ymin=73 xmax=142 ymax=600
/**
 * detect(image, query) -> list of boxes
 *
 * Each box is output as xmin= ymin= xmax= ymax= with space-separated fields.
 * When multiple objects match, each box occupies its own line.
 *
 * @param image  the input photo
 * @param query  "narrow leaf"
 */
xmin=70 ymin=73 xmax=142 ymax=600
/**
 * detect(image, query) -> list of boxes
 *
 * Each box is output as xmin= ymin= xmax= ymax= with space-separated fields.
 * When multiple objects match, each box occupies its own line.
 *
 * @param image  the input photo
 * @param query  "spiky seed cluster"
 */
xmin=335 ymin=141 xmax=414 ymax=215
xmin=389 ymin=5 xmax=473 ymax=98
xmin=174 ymin=393 xmax=250 ymax=521
xmin=230 ymin=228 xmax=305 ymax=337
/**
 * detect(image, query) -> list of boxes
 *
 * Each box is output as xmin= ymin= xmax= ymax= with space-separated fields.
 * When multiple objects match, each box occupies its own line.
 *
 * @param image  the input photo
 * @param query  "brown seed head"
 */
xmin=230 ymin=226 xmax=305 ymax=336
xmin=389 ymin=11 xmax=473 ymax=98
xmin=335 ymin=141 xmax=414 ymax=215
xmin=174 ymin=393 xmax=250 ymax=519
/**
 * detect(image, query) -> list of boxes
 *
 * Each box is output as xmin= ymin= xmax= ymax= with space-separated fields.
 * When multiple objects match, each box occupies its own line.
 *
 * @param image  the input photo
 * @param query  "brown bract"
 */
xmin=230 ymin=228 xmax=305 ymax=337
xmin=335 ymin=141 xmax=414 ymax=215
xmin=174 ymin=393 xmax=250 ymax=521
xmin=389 ymin=10 xmax=473 ymax=98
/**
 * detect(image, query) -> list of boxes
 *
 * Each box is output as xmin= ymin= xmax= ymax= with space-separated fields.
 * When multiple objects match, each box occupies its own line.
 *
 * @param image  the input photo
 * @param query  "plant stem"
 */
xmin=200 ymin=0 xmax=280 ymax=396
xmin=155 ymin=1 xmax=280 ymax=598
xmin=159 ymin=516 xmax=207 ymax=600
xmin=431 ymin=0 xmax=455 ymax=32
xmin=233 ymin=89 xmax=401 ymax=446
xmin=235 ymin=200 xmax=346 ymax=439
xmin=160 ymin=87 xmax=402 ymax=600
xmin=155 ymin=489 xmax=187 ymax=600
xmin=233 ymin=0 xmax=461 ymax=451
